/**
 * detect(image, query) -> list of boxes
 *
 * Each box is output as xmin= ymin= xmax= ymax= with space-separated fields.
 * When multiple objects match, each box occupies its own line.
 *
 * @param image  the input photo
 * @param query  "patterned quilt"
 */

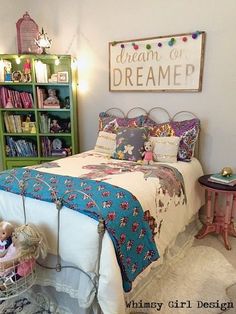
xmin=0 ymin=168 xmax=159 ymax=292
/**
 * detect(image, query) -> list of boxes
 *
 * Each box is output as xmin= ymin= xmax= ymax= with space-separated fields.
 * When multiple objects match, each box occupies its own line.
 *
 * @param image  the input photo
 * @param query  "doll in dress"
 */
xmin=0 ymin=221 xmax=14 ymax=258
xmin=0 ymin=224 xmax=47 ymax=290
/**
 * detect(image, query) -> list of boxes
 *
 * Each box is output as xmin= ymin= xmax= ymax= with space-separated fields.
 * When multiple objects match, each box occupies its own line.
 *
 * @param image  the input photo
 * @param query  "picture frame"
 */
xmin=12 ymin=71 xmax=23 ymax=82
xmin=109 ymin=31 xmax=206 ymax=92
xmin=57 ymin=71 xmax=69 ymax=83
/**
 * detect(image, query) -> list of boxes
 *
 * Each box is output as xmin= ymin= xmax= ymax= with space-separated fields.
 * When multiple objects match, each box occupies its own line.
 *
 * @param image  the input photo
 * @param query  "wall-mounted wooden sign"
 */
xmin=109 ymin=31 xmax=206 ymax=92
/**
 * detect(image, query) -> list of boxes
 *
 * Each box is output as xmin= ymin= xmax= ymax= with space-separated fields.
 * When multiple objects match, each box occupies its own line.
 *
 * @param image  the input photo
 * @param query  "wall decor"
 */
xmin=109 ymin=31 xmax=206 ymax=92
xmin=16 ymin=12 xmax=40 ymax=54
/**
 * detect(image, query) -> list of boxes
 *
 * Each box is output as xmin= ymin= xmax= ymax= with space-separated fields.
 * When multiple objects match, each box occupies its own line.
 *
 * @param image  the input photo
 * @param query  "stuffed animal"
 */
xmin=0 ymin=221 xmax=14 ymax=258
xmin=142 ymin=141 xmax=154 ymax=165
xmin=0 ymin=224 xmax=47 ymax=290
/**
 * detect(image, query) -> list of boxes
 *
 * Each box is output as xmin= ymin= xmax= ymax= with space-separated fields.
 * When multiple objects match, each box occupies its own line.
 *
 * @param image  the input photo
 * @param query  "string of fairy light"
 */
xmin=111 ymin=31 xmax=202 ymax=50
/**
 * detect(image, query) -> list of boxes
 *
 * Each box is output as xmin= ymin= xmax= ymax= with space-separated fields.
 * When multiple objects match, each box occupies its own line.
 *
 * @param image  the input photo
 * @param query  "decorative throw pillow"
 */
xmin=98 ymin=112 xmax=146 ymax=133
xmin=148 ymin=121 xmax=175 ymax=137
xmin=147 ymin=118 xmax=200 ymax=162
xmin=113 ymin=127 xmax=148 ymax=161
xmin=170 ymin=118 xmax=200 ymax=162
xmin=94 ymin=131 xmax=116 ymax=156
xmin=150 ymin=136 xmax=180 ymax=163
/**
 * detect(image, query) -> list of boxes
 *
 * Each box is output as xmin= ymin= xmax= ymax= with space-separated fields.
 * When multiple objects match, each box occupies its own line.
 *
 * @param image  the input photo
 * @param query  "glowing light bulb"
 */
xmin=16 ymin=56 xmax=21 ymax=64
xmin=79 ymin=80 xmax=89 ymax=93
xmin=55 ymin=57 xmax=60 ymax=66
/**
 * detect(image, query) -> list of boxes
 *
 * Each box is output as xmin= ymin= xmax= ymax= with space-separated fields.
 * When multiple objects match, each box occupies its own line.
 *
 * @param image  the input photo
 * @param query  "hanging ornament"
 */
xmin=182 ymin=36 xmax=188 ymax=42
xmin=192 ymin=31 xmax=200 ymax=39
xmin=121 ymin=44 xmax=125 ymax=48
xmin=157 ymin=42 xmax=162 ymax=48
xmin=168 ymin=37 xmax=176 ymax=47
xmin=146 ymin=44 xmax=151 ymax=50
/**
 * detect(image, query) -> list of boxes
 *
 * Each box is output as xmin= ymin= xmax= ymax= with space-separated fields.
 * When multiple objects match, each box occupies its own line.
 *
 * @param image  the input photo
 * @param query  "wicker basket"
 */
xmin=0 ymin=255 xmax=37 ymax=300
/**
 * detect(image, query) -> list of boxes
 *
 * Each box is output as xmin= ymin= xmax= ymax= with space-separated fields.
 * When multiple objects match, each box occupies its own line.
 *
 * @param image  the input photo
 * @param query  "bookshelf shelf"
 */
xmin=0 ymin=54 xmax=78 ymax=169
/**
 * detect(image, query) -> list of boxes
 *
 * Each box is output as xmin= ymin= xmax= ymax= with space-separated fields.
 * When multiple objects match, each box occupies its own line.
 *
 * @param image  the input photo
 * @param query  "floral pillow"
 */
xmin=170 ymin=118 xmax=200 ymax=162
xmin=147 ymin=118 xmax=200 ymax=162
xmin=99 ymin=112 xmax=146 ymax=133
xmin=113 ymin=127 xmax=148 ymax=161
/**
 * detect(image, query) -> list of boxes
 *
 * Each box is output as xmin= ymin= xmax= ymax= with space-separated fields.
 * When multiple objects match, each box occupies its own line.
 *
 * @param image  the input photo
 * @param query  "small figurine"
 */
xmin=0 ymin=221 xmax=14 ymax=258
xmin=0 ymin=224 xmax=47 ymax=290
xmin=4 ymin=60 xmax=12 ymax=82
xmin=44 ymin=89 xmax=60 ymax=107
xmin=142 ymin=141 xmax=154 ymax=165
xmin=23 ymin=58 xmax=31 ymax=82
xmin=64 ymin=96 xmax=70 ymax=109
xmin=50 ymin=119 xmax=61 ymax=133
xmin=221 ymin=167 xmax=233 ymax=177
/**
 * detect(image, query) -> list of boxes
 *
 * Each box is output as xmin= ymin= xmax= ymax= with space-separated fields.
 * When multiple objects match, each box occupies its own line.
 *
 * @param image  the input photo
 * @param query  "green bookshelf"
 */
xmin=0 ymin=54 xmax=78 ymax=169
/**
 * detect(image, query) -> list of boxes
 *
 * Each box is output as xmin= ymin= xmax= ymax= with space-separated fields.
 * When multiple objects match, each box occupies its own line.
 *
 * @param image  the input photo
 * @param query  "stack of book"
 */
xmin=0 ymin=87 xmax=33 ymax=108
xmin=208 ymin=173 xmax=236 ymax=186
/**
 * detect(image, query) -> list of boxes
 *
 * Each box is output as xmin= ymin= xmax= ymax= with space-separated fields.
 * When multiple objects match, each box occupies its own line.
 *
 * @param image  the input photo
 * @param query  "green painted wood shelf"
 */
xmin=0 ymin=54 xmax=78 ymax=169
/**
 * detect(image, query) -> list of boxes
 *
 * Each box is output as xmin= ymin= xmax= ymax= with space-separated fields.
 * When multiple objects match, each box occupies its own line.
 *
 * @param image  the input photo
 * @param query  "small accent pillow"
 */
xmin=150 ymin=136 xmax=180 ymax=163
xmin=113 ymin=127 xmax=148 ymax=161
xmin=99 ymin=112 xmax=146 ymax=133
xmin=94 ymin=131 xmax=116 ymax=156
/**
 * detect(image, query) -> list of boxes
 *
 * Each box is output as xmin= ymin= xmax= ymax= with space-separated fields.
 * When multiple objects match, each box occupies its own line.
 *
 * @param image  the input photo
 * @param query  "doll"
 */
xmin=0 ymin=221 xmax=14 ymax=258
xmin=23 ymin=58 xmax=31 ymax=82
xmin=50 ymin=119 xmax=61 ymax=133
xmin=0 ymin=224 xmax=47 ymax=290
xmin=44 ymin=89 xmax=60 ymax=107
xmin=142 ymin=141 xmax=154 ymax=165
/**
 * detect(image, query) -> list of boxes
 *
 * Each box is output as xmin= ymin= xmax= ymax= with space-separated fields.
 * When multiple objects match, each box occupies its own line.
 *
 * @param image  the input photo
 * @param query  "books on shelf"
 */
xmin=35 ymin=60 xmax=50 ymax=83
xmin=208 ymin=173 xmax=236 ymax=186
xmin=0 ymin=87 xmax=33 ymax=109
xmin=6 ymin=136 xmax=37 ymax=157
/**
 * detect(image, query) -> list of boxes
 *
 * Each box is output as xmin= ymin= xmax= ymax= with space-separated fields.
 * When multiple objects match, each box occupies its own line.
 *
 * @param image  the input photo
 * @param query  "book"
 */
xmin=208 ymin=173 xmax=236 ymax=186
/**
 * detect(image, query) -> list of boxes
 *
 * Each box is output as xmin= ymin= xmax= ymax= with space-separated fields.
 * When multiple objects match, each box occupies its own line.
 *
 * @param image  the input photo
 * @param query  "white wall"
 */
xmin=0 ymin=0 xmax=235 ymax=173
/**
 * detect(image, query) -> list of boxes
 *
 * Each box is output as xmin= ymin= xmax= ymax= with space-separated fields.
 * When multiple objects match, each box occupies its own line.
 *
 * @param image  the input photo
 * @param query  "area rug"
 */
xmin=0 ymin=290 xmax=72 ymax=314
xmin=128 ymin=246 xmax=236 ymax=314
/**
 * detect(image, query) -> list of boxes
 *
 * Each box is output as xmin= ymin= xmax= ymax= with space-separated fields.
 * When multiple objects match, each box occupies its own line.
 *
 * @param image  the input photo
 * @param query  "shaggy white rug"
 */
xmin=128 ymin=246 xmax=236 ymax=314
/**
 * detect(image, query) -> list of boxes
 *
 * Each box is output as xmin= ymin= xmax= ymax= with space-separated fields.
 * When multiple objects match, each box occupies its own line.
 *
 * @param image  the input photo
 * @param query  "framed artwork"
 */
xmin=12 ymin=71 xmax=23 ymax=82
xmin=16 ymin=12 xmax=39 ymax=54
xmin=57 ymin=71 xmax=69 ymax=83
xmin=109 ymin=31 xmax=206 ymax=92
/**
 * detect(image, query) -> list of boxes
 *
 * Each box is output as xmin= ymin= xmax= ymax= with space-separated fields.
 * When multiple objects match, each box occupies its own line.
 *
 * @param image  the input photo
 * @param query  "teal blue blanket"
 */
xmin=0 ymin=168 xmax=159 ymax=292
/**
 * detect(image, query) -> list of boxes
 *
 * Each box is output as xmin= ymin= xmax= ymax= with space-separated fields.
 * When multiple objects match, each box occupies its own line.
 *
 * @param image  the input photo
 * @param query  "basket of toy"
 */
xmin=0 ymin=222 xmax=47 ymax=300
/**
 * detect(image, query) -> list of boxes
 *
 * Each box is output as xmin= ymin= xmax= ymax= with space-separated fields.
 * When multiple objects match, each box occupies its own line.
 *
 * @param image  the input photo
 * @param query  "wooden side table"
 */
xmin=195 ymin=174 xmax=236 ymax=250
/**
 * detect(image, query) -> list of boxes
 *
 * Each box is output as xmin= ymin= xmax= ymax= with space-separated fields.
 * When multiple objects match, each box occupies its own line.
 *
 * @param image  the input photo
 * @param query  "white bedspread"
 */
xmin=0 ymin=151 xmax=204 ymax=314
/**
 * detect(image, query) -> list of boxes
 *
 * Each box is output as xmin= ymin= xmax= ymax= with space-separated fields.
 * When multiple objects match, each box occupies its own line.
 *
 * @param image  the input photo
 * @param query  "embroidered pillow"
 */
xmin=170 ymin=118 xmax=200 ymax=162
xmin=99 ymin=112 xmax=146 ymax=133
xmin=94 ymin=131 xmax=116 ymax=156
xmin=150 ymin=136 xmax=180 ymax=163
xmin=113 ymin=127 xmax=148 ymax=161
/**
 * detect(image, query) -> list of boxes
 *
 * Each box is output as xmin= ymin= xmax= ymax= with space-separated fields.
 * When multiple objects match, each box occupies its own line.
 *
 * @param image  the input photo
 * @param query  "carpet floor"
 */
xmin=1 ymin=240 xmax=236 ymax=314
xmin=129 ymin=245 xmax=236 ymax=314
